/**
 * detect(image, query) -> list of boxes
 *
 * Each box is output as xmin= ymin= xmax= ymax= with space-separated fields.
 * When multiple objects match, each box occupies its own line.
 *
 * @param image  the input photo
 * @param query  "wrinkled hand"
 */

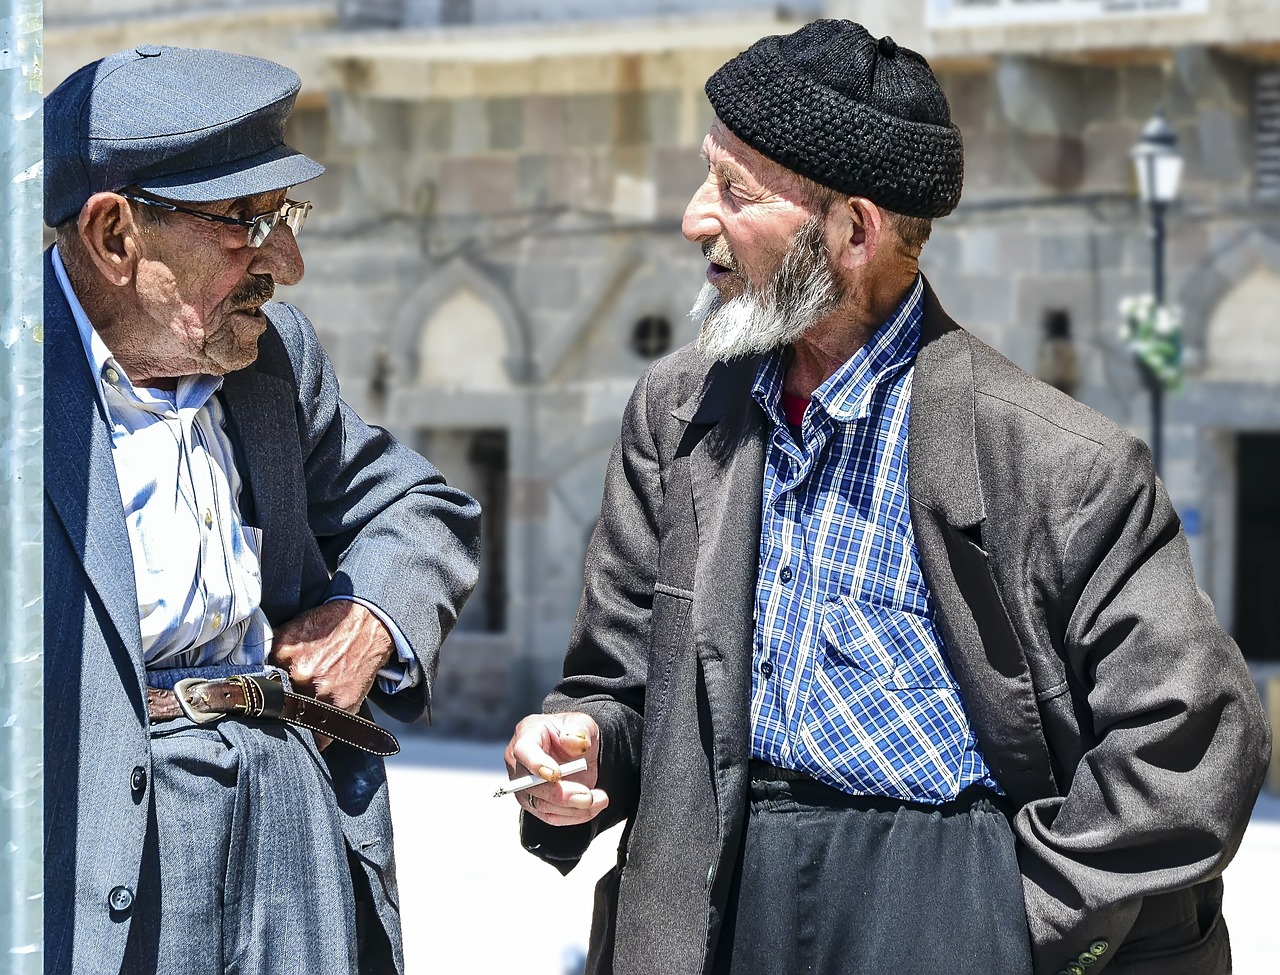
xmin=505 ymin=712 xmax=609 ymax=827
xmin=270 ymin=600 xmax=394 ymax=750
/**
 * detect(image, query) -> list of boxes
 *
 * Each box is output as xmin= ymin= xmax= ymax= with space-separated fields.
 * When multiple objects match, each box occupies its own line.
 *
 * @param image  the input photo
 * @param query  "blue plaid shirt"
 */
xmin=749 ymin=276 xmax=998 ymax=803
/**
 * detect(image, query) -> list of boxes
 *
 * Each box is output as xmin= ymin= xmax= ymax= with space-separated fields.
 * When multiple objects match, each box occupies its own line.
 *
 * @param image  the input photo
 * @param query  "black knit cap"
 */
xmin=705 ymin=20 xmax=963 ymax=218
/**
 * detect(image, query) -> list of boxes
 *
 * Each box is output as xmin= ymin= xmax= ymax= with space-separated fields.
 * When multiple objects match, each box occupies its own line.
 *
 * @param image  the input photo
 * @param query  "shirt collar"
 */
xmin=752 ymin=274 xmax=924 ymax=426
xmin=52 ymin=244 xmax=223 ymax=417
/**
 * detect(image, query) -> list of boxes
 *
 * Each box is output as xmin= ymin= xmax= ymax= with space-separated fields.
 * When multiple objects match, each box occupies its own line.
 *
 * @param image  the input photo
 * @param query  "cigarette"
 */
xmin=493 ymin=757 xmax=589 ymax=797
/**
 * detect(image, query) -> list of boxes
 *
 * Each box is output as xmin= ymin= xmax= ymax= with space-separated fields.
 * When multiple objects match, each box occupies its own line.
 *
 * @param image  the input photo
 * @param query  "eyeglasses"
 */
xmin=122 ymin=192 xmax=312 ymax=248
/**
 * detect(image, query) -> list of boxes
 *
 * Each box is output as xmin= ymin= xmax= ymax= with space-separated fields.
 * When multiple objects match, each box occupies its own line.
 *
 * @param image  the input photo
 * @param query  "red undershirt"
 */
xmin=781 ymin=391 xmax=809 ymax=427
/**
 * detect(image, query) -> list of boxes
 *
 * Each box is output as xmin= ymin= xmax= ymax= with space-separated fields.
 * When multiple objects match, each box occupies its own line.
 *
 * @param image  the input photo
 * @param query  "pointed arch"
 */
xmin=1179 ymin=225 xmax=1280 ymax=372
xmin=388 ymin=256 xmax=532 ymax=390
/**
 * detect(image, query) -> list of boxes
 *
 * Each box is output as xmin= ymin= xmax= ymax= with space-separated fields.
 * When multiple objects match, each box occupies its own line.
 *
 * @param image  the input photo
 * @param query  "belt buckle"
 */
xmin=172 ymin=677 xmax=226 ymax=725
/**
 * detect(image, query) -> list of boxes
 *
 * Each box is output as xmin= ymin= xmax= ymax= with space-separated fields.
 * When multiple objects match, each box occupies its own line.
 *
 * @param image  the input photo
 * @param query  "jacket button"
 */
xmin=1067 ymin=965 xmax=1085 ymax=975
xmin=130 ymin=767 xmax=147 ymax=795
xmin=1078 ymin=952 xmax=1097 ymax=967
xmin=1089 ymin=941 xmax=1109 ymax=957
xmin=108 ymin=886 xmax=134 ymax=914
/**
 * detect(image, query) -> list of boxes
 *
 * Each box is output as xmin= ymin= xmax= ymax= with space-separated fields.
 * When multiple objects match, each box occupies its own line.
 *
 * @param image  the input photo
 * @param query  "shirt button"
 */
xmin=212 ymin=613 xmax=223 ymax=630
xmin=759 ymin=661 xmax=773 ymax=679
xmin=104 ymin=368 xmax=119 ymax=385
xmin=108 ymin=886 xmax=134 ymax=914
xmin=204 ymin=509 xmax=213 ymax=529
xmin=779 ymin=566 xmax=793 ymax=584
xmin=130 ymin=767 xmax=146 ymax=795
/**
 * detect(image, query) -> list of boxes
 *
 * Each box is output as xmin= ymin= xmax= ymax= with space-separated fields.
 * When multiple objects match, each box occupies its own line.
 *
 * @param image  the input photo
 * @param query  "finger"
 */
xmin=522 ymin=789 xmax=608 ymax=826
xmin=510 ymin=732 xmax=564 ymax=783
xmin=522 ymin=779 xmax=594 ymax=808
xmin=555 ymin=719 xmax=594 ymax=756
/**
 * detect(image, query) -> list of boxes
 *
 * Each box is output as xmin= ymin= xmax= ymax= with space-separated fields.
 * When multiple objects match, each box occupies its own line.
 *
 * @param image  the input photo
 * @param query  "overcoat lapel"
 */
xmin=43 ymin=252 xmax=146 ymax=694
xmin=673 ymin=358 xmax=766 ymax=848
xmin=909 ymin=280 xmax=1058 ymax=805
xmin=219 ymin=367 xmax=305 ymax=623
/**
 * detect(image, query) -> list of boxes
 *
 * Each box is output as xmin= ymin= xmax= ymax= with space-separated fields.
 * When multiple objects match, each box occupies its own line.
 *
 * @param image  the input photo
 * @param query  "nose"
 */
xmin=682 ymin=175 xmax=722 ymax=244
xmin=249 ymin=222 xmax=304 ymax=286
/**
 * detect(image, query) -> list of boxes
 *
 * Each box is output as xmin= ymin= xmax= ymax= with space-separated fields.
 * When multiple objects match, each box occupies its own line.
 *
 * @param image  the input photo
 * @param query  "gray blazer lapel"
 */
xmin=219 ymin=368 xmax=304 ymax=622
xmin=673 ymin=357 xmax=766 ymax=841
xmin=909 ymin=279 xmax=1058 ymax=805
xmin=44 ymin=253 xmax=145 ymax=689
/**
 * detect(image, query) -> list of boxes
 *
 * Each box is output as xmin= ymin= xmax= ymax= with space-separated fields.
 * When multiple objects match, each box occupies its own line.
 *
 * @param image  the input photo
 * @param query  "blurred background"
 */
xmin=43 ymin=1 xmax=1280 ymax=972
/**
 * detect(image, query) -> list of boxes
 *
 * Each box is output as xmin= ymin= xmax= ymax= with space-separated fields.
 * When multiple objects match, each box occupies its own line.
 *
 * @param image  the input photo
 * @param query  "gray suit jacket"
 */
xmin=44 ymin=250 xmax=481 ymax=975
xmin=523 ymin=281 xmax=1269 ymax=975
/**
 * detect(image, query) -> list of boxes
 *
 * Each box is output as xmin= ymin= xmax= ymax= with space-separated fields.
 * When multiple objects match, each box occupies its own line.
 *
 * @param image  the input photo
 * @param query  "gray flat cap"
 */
xmin=44 ymin=45 xmax=325 ymax=227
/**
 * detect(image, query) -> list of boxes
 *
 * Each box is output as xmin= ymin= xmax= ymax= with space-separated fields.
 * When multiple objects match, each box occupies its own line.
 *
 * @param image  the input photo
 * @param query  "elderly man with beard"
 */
xmin=44 ymin=47 xmax=480 ymax=975
xmin=505 ymin=19 xmax=1268 ymax=975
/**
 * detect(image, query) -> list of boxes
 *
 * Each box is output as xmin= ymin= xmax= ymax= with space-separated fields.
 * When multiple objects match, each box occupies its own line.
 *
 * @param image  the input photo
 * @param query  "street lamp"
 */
xmin=1129 ymin=109 xmax=1183 ymax=475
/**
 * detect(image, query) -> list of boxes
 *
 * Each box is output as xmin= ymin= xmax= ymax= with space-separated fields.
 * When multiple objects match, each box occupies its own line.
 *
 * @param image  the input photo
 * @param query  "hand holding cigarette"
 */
xmin=494 ymin=757 xmax=589 ymax=796
xmin=503 ymin=711 xmax=610 ymax=826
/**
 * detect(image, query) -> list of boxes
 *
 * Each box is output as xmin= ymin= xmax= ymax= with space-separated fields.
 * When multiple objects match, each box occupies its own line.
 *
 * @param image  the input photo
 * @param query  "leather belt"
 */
xmin=146 ymin=673 xmax=399 ymax=757
xmin=748 ymin=760 xmax=816 ymax=783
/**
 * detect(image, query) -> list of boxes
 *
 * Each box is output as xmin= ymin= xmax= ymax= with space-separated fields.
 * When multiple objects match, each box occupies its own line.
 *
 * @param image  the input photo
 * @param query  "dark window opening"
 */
xmin=1234 ymin=433 xmax=1280 ymax=660
xmin=631 ymin=315 xmax=672 ymax=359
xmin=417 ymin=428 xmax=508 ymax=633
xmin=1036 ymin=309 xmax=1078 ymax=397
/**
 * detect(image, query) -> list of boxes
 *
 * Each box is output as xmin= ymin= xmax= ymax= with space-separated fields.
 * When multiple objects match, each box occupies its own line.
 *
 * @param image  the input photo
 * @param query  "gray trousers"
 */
xmin=122 ymin=715 xmax=360 ymax=975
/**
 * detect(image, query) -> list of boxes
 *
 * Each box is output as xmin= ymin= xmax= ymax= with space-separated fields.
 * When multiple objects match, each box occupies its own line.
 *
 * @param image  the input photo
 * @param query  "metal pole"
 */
xmin=1146 ymin=201 xmax=1167 ymax=477
xmin=0 ymin=4 xmax=43 ymax=973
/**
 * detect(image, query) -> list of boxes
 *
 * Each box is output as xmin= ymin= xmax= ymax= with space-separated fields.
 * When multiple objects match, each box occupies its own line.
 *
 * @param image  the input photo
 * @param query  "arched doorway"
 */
xmin=1204 ymin=266 xmax=1280 ymax=661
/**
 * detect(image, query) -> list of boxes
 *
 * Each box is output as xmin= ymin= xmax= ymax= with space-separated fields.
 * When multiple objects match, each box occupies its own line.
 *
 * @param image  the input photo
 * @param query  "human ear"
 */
xmin=76 ymin=193 xmax=142 ymax=288
xmin=827 ymin=196 xmax=884 ymax=271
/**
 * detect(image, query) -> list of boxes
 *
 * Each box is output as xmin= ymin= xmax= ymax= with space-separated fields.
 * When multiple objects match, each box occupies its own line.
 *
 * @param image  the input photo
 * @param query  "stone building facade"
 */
xmin=46 ymin=0 xmax=1280 ymax=737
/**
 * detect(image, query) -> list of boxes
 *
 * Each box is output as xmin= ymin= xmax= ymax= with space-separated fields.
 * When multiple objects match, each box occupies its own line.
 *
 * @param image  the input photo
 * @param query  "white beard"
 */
xmin=691 ymin=216 xmax=841 ymax=363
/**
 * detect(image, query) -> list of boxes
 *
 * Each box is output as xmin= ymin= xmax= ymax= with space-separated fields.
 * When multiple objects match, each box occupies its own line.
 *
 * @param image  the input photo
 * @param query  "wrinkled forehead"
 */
xmin=703 ymin=118 xmax=814 ymax=199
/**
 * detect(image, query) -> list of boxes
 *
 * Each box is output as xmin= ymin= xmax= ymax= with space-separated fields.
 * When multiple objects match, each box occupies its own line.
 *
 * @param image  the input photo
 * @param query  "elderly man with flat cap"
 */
xmin=505 ymin=20 xmax=1268 ymax=975
xmin=44 ymin=47 xmax=480 ymax=975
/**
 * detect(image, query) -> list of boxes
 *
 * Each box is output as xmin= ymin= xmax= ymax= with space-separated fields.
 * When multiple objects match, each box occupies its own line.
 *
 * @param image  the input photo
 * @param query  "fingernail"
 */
xmin=569 ymin=792 xmax=593 ymax=808
xmin=538 ymin=765 xmax=560 ymax=782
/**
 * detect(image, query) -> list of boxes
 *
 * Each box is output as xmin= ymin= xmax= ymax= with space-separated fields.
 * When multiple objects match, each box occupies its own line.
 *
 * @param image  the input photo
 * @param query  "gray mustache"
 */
xmin=231 ymin=275 xmax=275 ymax=310
xmin=702 ymin=239 xmax=736 ymax=270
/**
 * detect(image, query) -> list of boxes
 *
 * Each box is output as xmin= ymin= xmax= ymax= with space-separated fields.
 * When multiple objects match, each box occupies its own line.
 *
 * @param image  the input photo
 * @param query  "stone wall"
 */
xmin=44 ymin=0 xmax=1280 ymax=735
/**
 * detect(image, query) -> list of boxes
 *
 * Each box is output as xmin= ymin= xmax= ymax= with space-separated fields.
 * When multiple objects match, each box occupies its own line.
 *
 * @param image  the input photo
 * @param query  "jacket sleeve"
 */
xmin=521 ymin=366 xmax=664 ymax=871
xmin=274 ymin=302 xmax=482 ymax=722
xmin=1014 ymin=431 xmax=1270 ymax=973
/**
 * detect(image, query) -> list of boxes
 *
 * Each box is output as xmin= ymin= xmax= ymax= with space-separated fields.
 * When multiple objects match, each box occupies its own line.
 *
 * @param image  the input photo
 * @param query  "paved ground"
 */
xmin=386 ymin=736 xmax=1280 ymax=975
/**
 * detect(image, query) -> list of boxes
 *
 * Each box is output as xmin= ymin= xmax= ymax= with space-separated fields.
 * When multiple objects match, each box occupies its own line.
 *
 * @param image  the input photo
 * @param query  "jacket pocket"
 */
xmin=645 ymin=586 xmax=693 ymax=725
xmin=1109 ymin=896 xmax=1227 ymax=974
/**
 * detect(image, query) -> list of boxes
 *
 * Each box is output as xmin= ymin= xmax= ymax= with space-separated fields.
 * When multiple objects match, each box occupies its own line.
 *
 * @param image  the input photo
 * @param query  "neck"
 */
xmin=784 ymin=266 xmax=917 ymax=399
xmin=63 ymin=259 xmax=178 ymax=391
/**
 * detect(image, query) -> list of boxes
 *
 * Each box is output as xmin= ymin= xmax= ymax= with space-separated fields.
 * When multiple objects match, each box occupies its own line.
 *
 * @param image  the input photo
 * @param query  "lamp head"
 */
xmin=1130 ymin=109 xmax=1183 ymax=206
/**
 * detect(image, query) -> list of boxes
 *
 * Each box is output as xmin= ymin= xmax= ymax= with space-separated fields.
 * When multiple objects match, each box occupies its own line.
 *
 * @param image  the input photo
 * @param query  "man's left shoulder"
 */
xmin=963 ymin=331 xmax=1125 ymax=454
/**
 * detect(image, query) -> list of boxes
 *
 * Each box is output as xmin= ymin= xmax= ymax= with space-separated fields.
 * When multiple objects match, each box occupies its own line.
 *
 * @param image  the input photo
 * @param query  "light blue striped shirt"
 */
xmin=53 ymin=246 xmax=418 ymax=692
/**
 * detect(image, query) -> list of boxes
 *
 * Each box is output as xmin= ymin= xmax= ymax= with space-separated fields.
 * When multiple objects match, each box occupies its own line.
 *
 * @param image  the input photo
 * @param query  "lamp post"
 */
xmin=1129 ymin=110 xmax=1184 ymax=476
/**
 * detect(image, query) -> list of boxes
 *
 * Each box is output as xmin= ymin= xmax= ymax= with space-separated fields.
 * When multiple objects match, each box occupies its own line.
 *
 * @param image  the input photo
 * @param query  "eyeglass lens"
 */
xmin=247 ymin=201 xmax=311 ymax=248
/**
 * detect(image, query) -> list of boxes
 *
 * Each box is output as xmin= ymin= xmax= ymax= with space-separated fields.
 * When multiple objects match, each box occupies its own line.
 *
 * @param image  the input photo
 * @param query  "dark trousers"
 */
xmin=712 ymin=773 xmax=1033 ymax=975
